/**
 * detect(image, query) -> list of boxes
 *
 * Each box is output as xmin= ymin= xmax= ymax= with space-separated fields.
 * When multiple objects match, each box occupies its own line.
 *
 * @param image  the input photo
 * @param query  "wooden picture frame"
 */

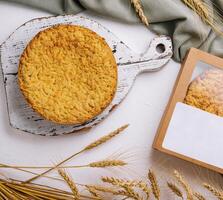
xmin=153 ymin=48 xmax=223 ymax=174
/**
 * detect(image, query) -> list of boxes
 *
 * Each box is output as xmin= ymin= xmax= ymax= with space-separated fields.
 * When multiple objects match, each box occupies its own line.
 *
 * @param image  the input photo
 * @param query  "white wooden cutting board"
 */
xmin=0 ymin=15 xmax=172 ymax=136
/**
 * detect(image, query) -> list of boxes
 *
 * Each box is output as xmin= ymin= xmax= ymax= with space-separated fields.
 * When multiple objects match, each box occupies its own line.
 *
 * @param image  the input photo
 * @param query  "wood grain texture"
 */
xmin=0 ymin=15 xmax=172 ymax=136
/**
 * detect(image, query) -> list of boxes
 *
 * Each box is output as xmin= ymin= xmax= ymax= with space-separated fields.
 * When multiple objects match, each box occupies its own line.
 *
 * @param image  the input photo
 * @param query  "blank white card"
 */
xmin=163 ymin=102 xmax=223 ymax=169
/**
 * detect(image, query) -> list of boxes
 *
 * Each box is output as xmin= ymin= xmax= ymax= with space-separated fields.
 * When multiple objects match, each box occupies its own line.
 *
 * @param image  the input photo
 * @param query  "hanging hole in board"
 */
xmin=156 ymin=43 xmax=166 ymax=54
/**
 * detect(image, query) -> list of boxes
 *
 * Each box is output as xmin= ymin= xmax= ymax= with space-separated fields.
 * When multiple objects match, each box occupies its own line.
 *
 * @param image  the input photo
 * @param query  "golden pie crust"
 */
xmin=18 ymin=25 xmax=117 ymax=124
xmin=184 ymin=69 xmax=223 ymax=117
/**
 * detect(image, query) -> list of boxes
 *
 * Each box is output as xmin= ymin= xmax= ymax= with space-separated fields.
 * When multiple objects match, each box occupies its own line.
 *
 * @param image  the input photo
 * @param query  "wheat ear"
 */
xmin=89 ymin=185 xmax=138 ymax=199
xmin=122 ymin=186 xmax=142 ymax=200
xmin=101 ymin=177 xmax=142 ymax=200
xmin=58 ymin=169 xmax=80 ymax=199
xmin=137 ymin=181 xmax=150 ymax=199
xmin=88 ymin=159 xmax=127 ymax=168
xmin=148 ymin=170 xmax=160 ymax=200
xmin=167 ymin=182 xmax=183 ymax=199
xmin=131 ymin=0 xmax=149 ymax=26
xmin=182 ymin=0 xmax=223 ymax=36
xmin=101 ymin=177 xmax=137 ymax=187
xmin=182 ymin=0 xmax=209 ymax=20
xmin=203 ymin=183 xmax=223 ymax=200
xmin=83 ymin=124 xmax=129 ymax=151
xmin=174 ymin=170 xmax=193 ymax=200
xmin=194 ymin=192 xmax=206 ymax=200
xmin=86 ymin=186 xmax=102 ymax=200
xmin=25 ymin=124 xmax=129 ymax=183
xmin=87 ymin=185 xmax=121 ymax=194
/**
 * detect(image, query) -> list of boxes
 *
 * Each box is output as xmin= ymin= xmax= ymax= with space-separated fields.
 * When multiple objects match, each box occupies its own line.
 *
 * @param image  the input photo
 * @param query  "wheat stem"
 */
xmin=0 ymin=183 xmax=21 ymax=200
xmin=1 ymin=159 xmax=127 ymax=169
xmin=0 ymin=163 xmax=62 ymax=182
xmin=0 ymin=178 xmax=99 ymax=200
xmin=25 ymin=150 xmax=83 ymax=183
xmin=25 ymin=124 xmax=128 ymax=183
xmin=0 ymin=191 xmax=8 ymax=200
xmin=5 ymin=183 xmax=71 ymax=199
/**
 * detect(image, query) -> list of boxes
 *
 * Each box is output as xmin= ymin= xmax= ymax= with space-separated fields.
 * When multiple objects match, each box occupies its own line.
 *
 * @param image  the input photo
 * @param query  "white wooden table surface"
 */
xmin=0 ymin=2 xmax=222 ymax=199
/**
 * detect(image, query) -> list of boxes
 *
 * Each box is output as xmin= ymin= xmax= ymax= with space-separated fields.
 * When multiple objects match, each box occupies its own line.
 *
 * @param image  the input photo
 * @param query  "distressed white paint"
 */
xmin=0 ymin=15 xmax=172 ymax=136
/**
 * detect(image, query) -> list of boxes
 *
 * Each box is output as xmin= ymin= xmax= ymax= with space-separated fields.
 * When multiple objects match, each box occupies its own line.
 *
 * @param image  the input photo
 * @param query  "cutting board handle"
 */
xmin=143 ymin=35 xmax=173 ymax=60
xmin=132 ymin=36 xmax=173 ymax=73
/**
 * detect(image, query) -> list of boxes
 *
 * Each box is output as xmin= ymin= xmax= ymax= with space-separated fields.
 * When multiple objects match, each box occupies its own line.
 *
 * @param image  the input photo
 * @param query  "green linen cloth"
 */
xmin=1 ymin=0 xmax=223 ymax=62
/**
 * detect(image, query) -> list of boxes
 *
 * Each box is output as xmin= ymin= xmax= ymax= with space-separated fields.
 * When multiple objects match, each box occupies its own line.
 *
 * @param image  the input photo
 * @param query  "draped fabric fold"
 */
xmin=1 ymin=0 xmax=223 ymax=62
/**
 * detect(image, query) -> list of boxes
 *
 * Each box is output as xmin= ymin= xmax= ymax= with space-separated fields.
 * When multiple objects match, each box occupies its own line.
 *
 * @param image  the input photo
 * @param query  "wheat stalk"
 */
xmin=25 ymin=124 xmax=129 ymax=183
xmin=5 ymin=184 xmax=61 ymax=200
xmin=58 ymin=169 xmax=80 ymax=199
xmin=0 ymin=190 xmax=8 ymax=200
xmin=148 ymin=170 xmax=160 ymax=200
xmin=0 ymin=178 xmax=99 ymax=200
xmin=194 ymin=192 xmax=206 ymax=200
xmin=182 ymin=0 xmax=223 ymax=36
xmin=0 ymin=183 xmax=24 ymax=200
xmin=131 ymin=0 xmax=149 ymax=26
xmin=174 ymin=170 xmax=193 ymax=200
xmin=0 ymin=163 xmax=62 ymax=182
xmin=167 ymin=182 xmax=183 ymax=199
xmin=203 ymin=183 xmax=223 ymax=200
xmin=2 ymin=159 xmax=127 ymax=169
